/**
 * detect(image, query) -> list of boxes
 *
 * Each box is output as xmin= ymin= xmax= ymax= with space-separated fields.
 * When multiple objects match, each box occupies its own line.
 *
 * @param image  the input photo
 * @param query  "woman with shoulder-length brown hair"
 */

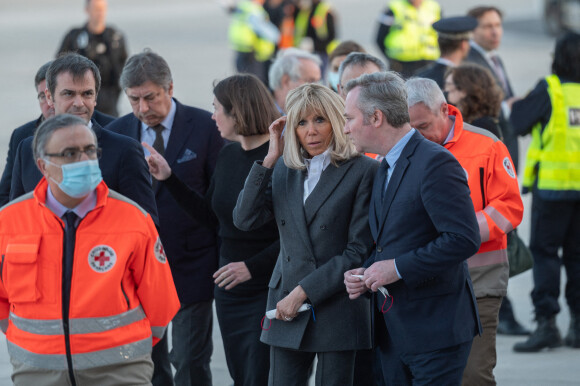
xmin=444 ymin=63 xmax=504 ymax=139
xmin=144 ymin=73 xmax=281 ymax=386
xmin=233 ymin=83 xmax=377 ymax=386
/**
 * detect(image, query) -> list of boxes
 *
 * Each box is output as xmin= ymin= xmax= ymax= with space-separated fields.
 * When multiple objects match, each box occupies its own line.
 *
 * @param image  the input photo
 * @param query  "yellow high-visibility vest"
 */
xmin=228 ymin=1 xmax=275 ymax=62
xmin=384 ymin=0 xmax=440 ymax=62
xmin=295 ymin=2 xmax=339 ymax=54
xmin=523 ymin=75 xmax=580 ymax=198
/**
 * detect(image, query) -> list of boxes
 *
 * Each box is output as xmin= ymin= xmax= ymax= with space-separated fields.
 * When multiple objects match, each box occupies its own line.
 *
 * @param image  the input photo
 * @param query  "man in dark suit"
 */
xmin=416 ymin=16 xmax=477 ymax=89
xmin=343 ymin=72 xmax=481 ymax=385
xmin=9 ymin=53 xmax=158 ymax=226
xmin=0 ymin=61 xmax=116 ymax=206
xmin=105 ymin=51 xmax=223 ymax=386
xmin=466 ymin=5 xmax=530 ymax=336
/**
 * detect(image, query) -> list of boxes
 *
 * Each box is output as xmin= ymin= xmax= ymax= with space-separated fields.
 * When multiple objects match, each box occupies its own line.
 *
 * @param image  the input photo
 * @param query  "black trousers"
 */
xmin=215 ymin=284 xmax=270 ymax=386
xmin=530 ymin=194 xmax=580 ymax=317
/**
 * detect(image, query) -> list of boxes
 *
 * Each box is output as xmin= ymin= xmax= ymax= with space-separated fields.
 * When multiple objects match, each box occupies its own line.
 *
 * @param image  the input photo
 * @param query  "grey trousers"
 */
xmin=11 ymin=353 xmax=154 ymax=386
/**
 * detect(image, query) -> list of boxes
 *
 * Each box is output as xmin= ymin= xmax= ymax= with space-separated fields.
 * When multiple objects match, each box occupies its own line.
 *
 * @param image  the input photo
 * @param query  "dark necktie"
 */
xmin=490 ymin=54 xmax=509 ymax=95
xmin=63 ymin=211 xmax=78 ymax=288
xmin=151 ymin=124 xmax=166 ymax=157
xmin=62 ymin=211 xmax=77 ymax=380
xmin=380 ymin=159 xmax=390 ymax=201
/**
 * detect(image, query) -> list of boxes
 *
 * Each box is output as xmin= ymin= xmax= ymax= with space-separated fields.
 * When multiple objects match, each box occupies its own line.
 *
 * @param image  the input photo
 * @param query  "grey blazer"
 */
xmin=234 ymin=155 xmax=377 ymax=351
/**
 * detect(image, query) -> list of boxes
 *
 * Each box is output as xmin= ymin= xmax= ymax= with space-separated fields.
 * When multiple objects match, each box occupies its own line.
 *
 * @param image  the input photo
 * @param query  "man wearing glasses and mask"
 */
xmin=9 ymin=53 xmax=158 ymax=225
xmin=0 ymin=114 xmax=180 ymax=385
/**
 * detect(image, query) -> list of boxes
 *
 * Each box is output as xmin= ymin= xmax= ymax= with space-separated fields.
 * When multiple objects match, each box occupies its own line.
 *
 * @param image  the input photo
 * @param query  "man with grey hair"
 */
xmin=337 ymin=52 xmax=387 ymax=99
xmin=343 ymin=72 xmax=481 ymax=385
xmin=0 ymin=114 xmax=179 ymax=386
xmin=268 ymin=47 xmax=322 ymax=113
xmin=105 ymin=50 xmax=223 ymax=386
xmin=406 ymin=77 xmax=523 ymax=384
xmin=9 ymin=53 xmax=158 ymax=225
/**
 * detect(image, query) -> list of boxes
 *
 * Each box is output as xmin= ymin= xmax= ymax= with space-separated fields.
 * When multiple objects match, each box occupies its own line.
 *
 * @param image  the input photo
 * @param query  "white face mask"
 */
xmin=44 ymin=159 xmax=102 ymax=198
xmin=327 ymin=71 xmax=340 ymax=92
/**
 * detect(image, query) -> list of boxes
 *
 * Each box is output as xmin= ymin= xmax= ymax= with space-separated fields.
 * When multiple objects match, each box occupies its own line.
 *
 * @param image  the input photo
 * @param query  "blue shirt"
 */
xmin=382 ymin=128 xmax=415 ymax=279
xmin=141 ymin=99 xmax=177 ymax=156
xmin=383 ymin=128 xmax=416 ymax=191
xmin=46 ymin=185 xmax=97 ymax=225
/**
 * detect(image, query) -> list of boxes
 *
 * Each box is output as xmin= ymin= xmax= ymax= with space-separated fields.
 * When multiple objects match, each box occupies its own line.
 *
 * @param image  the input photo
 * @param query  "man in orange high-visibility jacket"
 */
xmin=0 ymin=114 xmax=180 ymax=386
xmin=407 ymin=78 xmax=523 ymax=385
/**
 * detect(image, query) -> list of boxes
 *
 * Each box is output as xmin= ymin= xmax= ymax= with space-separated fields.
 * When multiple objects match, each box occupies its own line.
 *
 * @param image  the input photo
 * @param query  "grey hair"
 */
xmin=120 ymin=49 xmax=173 ymax=91
xmin=345 ymin=72 xmax=409 ymax=128
xmin=406 ymin=77 xmax=446 ymax=113
xmin=35 ymin=61 xmax=53 ymax=88
xmin=33 ymin=114 xmax=95 ymax=161
xmin=268 ymin=48 xmax=322 ymax=90
xmin=338 ymin=52 xmax=387 ymax=85
xmin=47 ymin=53 xmax=101 ymax=96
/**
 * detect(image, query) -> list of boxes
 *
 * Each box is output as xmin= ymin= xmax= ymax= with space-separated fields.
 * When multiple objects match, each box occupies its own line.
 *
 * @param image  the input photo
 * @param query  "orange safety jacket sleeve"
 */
xmin=130 ymin=214 xmax=180 ymax=346
xmin=476 ymin=141 xmax=524 ymax=247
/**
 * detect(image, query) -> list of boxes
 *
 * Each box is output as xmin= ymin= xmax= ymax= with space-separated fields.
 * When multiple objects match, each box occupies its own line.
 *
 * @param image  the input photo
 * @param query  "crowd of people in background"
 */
xmin=0 ymin=0 xmax=578 ymax=385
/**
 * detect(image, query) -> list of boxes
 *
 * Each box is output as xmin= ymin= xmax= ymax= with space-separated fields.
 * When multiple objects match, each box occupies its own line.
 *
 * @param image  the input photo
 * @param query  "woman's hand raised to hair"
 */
xmin=262 ymin=116 xmax=286 ymax=169
xmin=142 ymin=142 xmax=172 ymax=181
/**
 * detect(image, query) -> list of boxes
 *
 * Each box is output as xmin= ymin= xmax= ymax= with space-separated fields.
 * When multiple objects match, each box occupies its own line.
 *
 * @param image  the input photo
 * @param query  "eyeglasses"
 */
xmin=45 ymin=147 xmax=102 ymax=162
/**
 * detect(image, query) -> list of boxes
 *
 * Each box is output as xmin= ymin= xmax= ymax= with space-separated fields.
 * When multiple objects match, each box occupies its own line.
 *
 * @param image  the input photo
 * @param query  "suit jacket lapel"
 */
xmin=369 ymin=162 xmax=386 ymax=238
xmin=377 ymin=132 xmax=421 ymax=235
xmin=303 ymin=160 xmax=352 ymax=226
xmin=128 ymin=116 xmax=142 ymax=141
xmin=164 ymin=99 xmax=192 ymax=166
xmin=286 ymin=167 xmax=316 ymax=258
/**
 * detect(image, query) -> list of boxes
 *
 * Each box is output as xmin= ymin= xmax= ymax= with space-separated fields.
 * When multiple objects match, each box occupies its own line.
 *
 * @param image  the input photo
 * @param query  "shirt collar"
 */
xmin=470 ymin=40 xmax=498 ymax=59
xmin=304 ymin=149 xmax=331 ymax=174
xmin=140 ymin=98 xmax=177 ymax=132
xmin=45 ymin=185 xmax=97 ymax=219
xmin=384 ymin=128 xmax=415 ymax=169
xmin=443 ymin=115 xmax=456 ymax=144
xmin=436 ymin=57 xmax=456 ymax=67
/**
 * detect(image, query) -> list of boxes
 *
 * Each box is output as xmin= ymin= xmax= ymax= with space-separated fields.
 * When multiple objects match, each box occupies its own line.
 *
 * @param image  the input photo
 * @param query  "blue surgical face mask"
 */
xmin=44 ymin=159 xmax=102 ymax=198
xmin=327 ymin=71 xmax=340 ymax=92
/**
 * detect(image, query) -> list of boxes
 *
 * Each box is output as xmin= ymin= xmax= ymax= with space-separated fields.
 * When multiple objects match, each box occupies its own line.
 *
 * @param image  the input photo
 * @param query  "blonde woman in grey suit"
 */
xmin=233 ymin=83 xmax=377 ymax=386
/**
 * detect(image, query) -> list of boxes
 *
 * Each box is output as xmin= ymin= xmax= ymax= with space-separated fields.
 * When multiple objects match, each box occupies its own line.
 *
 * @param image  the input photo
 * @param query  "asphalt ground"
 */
xmin=0 ymin=0 xmax=578 ymax=384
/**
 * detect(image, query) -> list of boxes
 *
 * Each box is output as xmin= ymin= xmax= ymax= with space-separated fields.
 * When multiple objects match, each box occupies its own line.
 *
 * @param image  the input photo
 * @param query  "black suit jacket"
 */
xmin=0 ymin=111 xmax=116 ymax=206
xmin=466 ymin=45 xmax=513 ymax=98
xmin=9 ymin=120 xmax=158 ymax=225
xmin=366 ymin=131 xmax=481 ymax=355
xmin=466 ymin=45 xmax=519 ymax=170
xmin=105 ymin=99 xmax=224 ymax=304
xmin=416 ymin=61 xmax=448 ymax=89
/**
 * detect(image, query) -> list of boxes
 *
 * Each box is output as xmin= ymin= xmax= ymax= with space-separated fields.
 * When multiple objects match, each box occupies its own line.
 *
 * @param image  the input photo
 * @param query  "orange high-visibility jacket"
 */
xmin=444 ymin=106 xmax=524 ymax=298
xmin=0 ymin=179 xmax=180 ymax=372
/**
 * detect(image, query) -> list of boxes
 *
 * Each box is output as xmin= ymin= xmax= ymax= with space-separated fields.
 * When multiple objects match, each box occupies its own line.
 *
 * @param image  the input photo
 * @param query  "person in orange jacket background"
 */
xmin=407 ymin=78 xmax=523 ymax=385
xmin=0 ymin=114 xmax=180 ymax=386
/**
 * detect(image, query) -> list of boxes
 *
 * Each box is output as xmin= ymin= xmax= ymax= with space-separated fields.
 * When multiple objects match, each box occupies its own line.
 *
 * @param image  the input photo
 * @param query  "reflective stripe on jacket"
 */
xmin=0 ymin=179 xmax=180 ymax=371
xmin=444 ymin=105 xmax=524 ymax=297
xmin=384 ymin=0 xmax=440 ymax=61
xmin=523 ymin=74 xmax=580 ymax=199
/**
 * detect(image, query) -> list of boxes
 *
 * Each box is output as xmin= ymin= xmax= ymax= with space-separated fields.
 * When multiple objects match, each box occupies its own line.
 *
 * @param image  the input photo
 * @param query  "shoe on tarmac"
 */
xmin=513 ymin=315 xmax=563 ymax=352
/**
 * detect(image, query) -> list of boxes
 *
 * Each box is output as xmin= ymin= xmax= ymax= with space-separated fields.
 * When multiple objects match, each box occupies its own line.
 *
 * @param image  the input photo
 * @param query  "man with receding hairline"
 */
xmin=343 ymin=72 xmax=480 ymax=385
xmin=0 ymin=114 xmax=179 ymax=386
